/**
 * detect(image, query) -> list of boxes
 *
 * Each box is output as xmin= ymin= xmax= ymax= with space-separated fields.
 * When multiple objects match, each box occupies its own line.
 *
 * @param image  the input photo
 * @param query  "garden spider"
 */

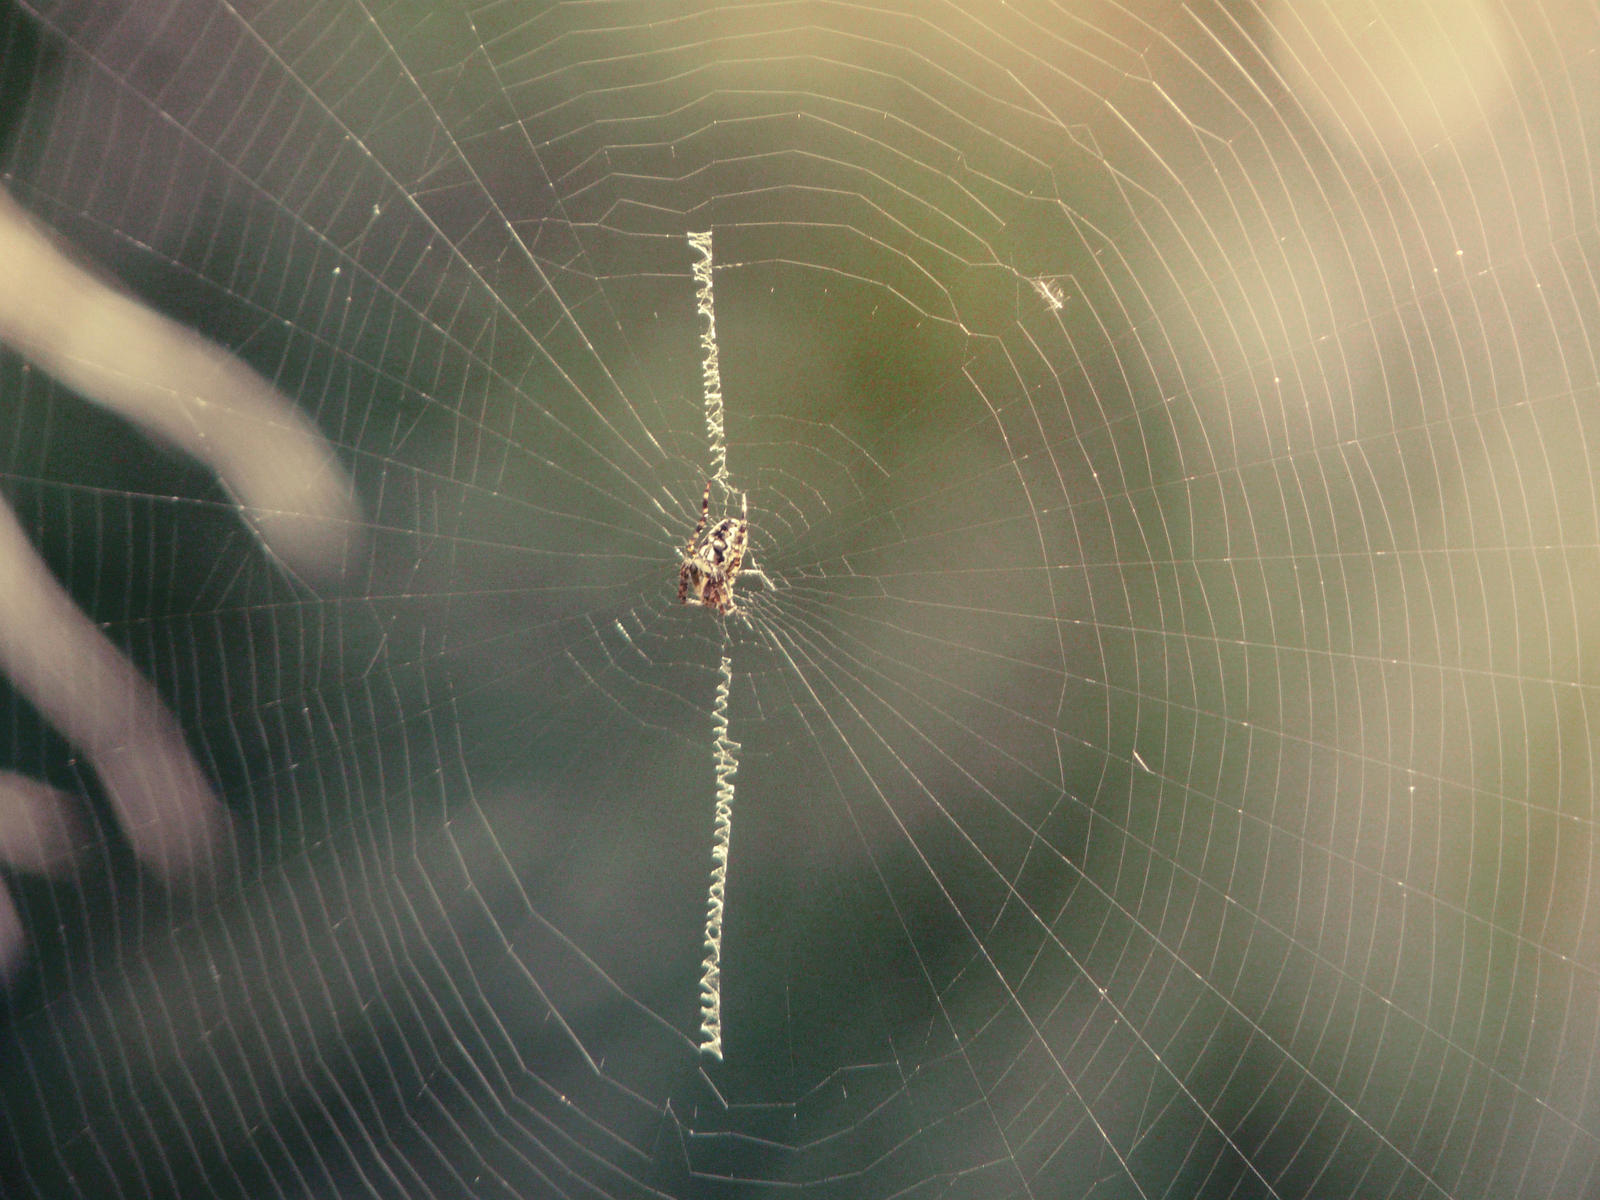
xmin=678 ymin=480 xmax=767 ymax=616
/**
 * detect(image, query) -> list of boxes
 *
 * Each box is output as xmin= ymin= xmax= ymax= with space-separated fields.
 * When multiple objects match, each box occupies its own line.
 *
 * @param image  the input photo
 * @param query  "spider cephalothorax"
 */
xmin=678 ymin=481 xmax=750 ymax=616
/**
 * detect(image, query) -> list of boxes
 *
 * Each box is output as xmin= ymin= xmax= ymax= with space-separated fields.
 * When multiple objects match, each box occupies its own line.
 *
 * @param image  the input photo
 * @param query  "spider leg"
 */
xmin=678 ymin=481 xmax=714 ymax=606
xmin=680 ymin=484 xmax=711 ymax=562
xmin=687 ymin=480 xmax=711 ymax=553
xmin=714 ymin=491 xmax=756 ymax=615
xmin=732 ymin=492 xmax=748 ymax=579
xmin=724 ymin=505 xmax=747 ymax=583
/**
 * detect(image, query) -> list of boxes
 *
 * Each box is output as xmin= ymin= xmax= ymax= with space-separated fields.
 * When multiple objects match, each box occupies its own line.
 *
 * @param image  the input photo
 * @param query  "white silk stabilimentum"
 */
xmin=689 ymin=230 xmax=739 ymax=1061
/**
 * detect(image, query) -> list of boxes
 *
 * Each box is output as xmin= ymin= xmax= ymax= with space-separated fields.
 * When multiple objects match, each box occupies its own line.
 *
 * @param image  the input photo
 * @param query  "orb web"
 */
xmin=1 ymin=2 xmax=1598 ymax=1199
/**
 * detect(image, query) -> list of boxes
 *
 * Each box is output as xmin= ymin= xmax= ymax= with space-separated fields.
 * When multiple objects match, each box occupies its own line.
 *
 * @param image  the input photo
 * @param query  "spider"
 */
xmin=678 ymin=480 xmax=755 ymax=616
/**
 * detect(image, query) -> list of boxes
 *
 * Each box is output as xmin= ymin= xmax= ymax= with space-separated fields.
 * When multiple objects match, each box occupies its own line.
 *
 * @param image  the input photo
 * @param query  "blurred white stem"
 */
xmin=0 ymin=494 xmax=226 ymax=879
xmin=0 ymin=187 xmax=356 ymax=578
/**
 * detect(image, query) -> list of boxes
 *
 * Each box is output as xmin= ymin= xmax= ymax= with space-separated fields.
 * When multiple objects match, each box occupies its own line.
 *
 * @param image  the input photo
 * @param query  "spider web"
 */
xmin=2 ymin=1 xmax=1598 ymax=1197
